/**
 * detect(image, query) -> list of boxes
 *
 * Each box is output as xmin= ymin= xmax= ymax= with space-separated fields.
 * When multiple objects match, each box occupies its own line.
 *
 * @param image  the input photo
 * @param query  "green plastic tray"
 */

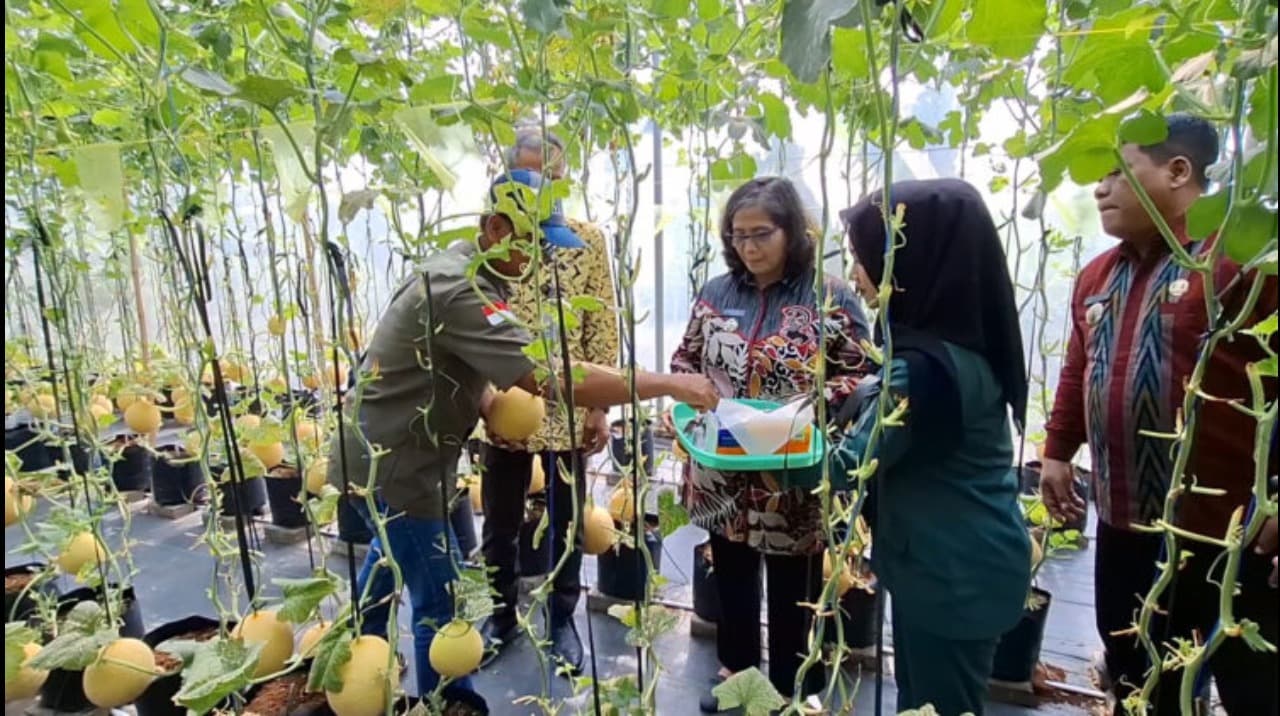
xmin=671 ymin=399 xmax=825 ymax=472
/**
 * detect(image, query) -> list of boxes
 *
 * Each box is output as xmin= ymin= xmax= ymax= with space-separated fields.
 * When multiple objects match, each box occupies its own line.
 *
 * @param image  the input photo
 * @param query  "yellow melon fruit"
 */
xmin=608 ymin=484 xmax=635 ymax=525
xmin=486 ymin=388 xmax=545 ymax=443
xmin=6 ymin=477 xmax=32 ymax=527
xmin=582 ymin=505 xmax=616 ymax=555
xmin=5 ymin=642 xmax=48 ymax=702
xmin=115 ymin=388 xmax=140 ymax=413
xmin=124 ymin=399 xmax=162 ymax=434
xmin=428 ymin=620 xmax=483 ymax=679
xmin=294 ymin=420 xmax=321 ymax=449
xmin=56 ymin=532 xmax=107 ymax=577
xmin=305 ymin=459 xmax=330 ymax=495
xmin=267 ymin=316 xmax=287 ymax=337
xmin=233 ymin=610 xmax=293 ymax=678
xmin=248 ymin=441 xmax=285 ymax=469
xmin=298 ymin=621 xmax=330 ymax=658
xmin=325 ymin=635 xmax=392 ymax=716
xmin=82 ymin=638 xmax=155 ymax=708
xmin=27 ymin=394 xmax=57 ymax=420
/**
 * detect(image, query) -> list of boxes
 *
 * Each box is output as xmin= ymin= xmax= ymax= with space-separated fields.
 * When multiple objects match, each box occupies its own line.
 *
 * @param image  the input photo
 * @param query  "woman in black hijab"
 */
xmin=832 ymin=179 xmax=1032 ymax=716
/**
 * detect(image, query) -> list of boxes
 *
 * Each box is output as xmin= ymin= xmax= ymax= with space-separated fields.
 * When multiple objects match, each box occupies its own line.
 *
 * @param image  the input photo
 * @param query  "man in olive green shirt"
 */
xmin=479 ymin=130 xmax=619 ymax=674
xmin=329 ymin=169 xmax=716 ymax=700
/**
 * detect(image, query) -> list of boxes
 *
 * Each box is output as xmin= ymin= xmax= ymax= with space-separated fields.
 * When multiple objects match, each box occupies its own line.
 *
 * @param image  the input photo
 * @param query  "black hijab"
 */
xmin=840 ymin=178 xmax=1028 ymax=457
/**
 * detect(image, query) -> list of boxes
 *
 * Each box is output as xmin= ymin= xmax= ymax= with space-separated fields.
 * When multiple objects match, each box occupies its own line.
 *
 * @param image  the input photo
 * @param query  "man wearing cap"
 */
xmin=328 ymin=169 xmax=718 ymax=702
xmin=477 ymin=130 xmax=617 ymax=674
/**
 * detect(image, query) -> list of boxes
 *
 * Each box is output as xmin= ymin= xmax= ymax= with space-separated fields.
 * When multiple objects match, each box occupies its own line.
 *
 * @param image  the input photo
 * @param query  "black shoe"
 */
xmin=547 ymin=619 xmax=584 ymax=676
xmin=699 ymin=676 xmax=727 ymax=713
xmin=478 ymin=614 xmax=521 ymax=666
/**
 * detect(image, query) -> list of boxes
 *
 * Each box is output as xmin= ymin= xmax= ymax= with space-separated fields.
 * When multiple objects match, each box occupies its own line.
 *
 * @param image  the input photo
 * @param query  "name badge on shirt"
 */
xmin=1084 ymin=295 xmax=1108 ymax=326
xmin=483 ymin=301 xmax=517 ymax=326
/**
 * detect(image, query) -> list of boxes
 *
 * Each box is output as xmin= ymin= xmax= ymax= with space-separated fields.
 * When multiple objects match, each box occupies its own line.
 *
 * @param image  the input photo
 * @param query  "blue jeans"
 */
xmin=349 ymin=498 xmax=475 ymax=697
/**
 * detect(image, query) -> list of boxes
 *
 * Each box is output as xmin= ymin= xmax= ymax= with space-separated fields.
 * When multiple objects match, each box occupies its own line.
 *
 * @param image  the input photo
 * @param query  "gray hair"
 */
xmin=504 ymin=128 xmax=565 ymax=169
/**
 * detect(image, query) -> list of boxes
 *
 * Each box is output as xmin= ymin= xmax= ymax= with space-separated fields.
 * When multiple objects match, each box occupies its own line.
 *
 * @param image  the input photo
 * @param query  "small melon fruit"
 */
xmin=56 ymin=532 xmax=107 ymax=577
xmin=582 ymin=505 xmax=616 ymax=555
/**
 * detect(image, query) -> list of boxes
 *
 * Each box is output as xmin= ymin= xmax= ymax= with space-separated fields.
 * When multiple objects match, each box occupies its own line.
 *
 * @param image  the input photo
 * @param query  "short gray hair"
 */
xmin=504 ymin=128 xmax=565 ymax=169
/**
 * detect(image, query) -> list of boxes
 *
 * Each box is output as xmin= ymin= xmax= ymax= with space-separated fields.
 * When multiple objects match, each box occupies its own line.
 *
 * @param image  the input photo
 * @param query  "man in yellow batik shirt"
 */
xmin=478 ymin=129 xmax=619 ymax=675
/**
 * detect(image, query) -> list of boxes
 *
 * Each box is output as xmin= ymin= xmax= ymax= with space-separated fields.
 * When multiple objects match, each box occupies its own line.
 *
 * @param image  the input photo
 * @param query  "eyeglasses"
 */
xmin=724 ymin=227 xmax=781 ymax=248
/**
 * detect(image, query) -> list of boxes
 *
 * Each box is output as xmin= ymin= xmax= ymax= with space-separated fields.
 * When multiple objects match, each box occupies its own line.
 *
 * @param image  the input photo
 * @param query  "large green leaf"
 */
xmin=522 ymin=0 xmax=566 ymax=35
xmin=779 ymin=0 xmax=856 ymax=84
xmin=830 ymin=26 xmax=868 ymax=79
xmin=273 ymin=572 xmax=341 ymax=624
xmin=1222 ymin=200 xmax=1277 ymax=265
xmin=261 ymin=122 xmax=316 ymax=224
xmin=393 ymin=106 xmax=461 ymax=192
xmin=967 ymin=0 xmax=1047 ymax=60
xmin=657 ymin=489 xmax=688 ymax=538
xmin=174 ymin=638 xmax=261 ymax=714
xmin=1185 ymin=191 xmax=1228 ymax=240
xmin=757 ymin=93 xmax=792 ymax=140
xmin=306 ymin=626 xmax=353 ymax=693
xmin=235 ymin=76 xmax=302 ymax=111
xmin=25 ymin=602 xmax=116 ymax=672
xmin=1118 ymin=109 xmax=1169 ymax=146
xmin=182 ymin=68 xmax=237 ymax=97
xmin=711 ymin=667 xmax=786 ymax=715
xmin=74 ymin=144 xmax=127 ymax=234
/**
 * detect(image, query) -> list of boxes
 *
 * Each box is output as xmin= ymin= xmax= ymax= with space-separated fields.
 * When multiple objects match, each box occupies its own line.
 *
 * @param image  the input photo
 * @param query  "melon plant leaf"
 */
xmin=967 ymin=0 xmax=1047 ymax=60
xmin=711 ymin=667 xmax=786 ymax=715
xmin=779 ymin=0 xmax=856 ymax=84
xmin=273 ymin=572 xmax=340 ymax=623
xmin=175 ymin=638 xmax=261 ymax=715
xmin=338 ymin=189 xmax=382 ymax=226
xmin=1118 ymin=109 xmax=1169 ymax=146
xmin=307 ymin=626 xmax=353 ymax=693
xmin=1186 ymin=192 xmax=1228 ymax=240
xmin=522 ymin=0 xmax=565 ymax=35
xmin=235 ymin=76 xmax=302 ymax=111
xmin=1244 ymin=313 xmax=1278 ymax=342
xmin=657 ymin=489 xmax=688 ymax=538
xmin=1222 ymin=200 xmax=1276 ymax=265
xmin=24 ymin=626 xmax=116 ymax=671
xmin=181 ymin=68 xmax=237 ymax=97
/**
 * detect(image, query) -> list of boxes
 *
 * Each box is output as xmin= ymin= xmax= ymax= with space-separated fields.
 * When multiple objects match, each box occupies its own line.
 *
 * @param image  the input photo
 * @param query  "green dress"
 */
xmin=832 ymin=341 xmax=1031 ymax=716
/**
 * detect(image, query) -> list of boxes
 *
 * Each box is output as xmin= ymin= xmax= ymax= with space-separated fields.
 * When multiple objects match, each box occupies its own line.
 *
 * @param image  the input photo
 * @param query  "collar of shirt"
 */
xmin=1115 ymin=215 xmax=1194 ymax=264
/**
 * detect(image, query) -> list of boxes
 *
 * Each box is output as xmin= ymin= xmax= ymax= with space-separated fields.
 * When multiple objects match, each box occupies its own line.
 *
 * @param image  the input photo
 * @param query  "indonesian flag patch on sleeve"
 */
xmin=483 ymin=301 xmax=517 ymax=326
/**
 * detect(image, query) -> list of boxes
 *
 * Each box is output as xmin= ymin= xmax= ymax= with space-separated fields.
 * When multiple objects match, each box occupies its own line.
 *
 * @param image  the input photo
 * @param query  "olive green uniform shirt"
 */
xmin=328 ymin=242 xmax=532 ymax=518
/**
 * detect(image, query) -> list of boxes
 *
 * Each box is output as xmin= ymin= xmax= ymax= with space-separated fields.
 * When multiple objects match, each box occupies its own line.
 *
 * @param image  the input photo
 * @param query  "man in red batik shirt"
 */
xmin=1041 ymin=114 xmax=1278 ymax=716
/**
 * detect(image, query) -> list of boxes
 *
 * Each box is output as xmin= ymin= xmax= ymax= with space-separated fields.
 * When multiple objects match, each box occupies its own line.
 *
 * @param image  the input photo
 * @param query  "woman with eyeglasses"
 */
xmin=833 ymin=179 xmax=1031 ymax=715
xmin=669 ymin=176 xmax=871 ymax=710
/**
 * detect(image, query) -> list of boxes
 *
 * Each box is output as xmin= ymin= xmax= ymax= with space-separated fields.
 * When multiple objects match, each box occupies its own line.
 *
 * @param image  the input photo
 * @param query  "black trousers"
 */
xmin=710 ymin=531 xmax=825 ymax=698
xmin=481 ymin=445 xmax=586 ymax=625
xmin=1095 ymin=519 xmax=1278 ymax=715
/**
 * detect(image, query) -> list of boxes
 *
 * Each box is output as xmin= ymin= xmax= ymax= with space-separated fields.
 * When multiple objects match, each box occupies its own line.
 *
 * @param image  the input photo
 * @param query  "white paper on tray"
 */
xmin=714 ymin=398 xmax=814 ymax=455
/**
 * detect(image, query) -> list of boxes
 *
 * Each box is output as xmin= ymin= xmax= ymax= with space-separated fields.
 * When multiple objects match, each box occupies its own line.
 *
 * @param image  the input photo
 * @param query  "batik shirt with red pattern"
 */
xmin=1045 ymin=228 xmax=1278 ymax=535
xmin=671 ymin=269 xmax=870 ymax=555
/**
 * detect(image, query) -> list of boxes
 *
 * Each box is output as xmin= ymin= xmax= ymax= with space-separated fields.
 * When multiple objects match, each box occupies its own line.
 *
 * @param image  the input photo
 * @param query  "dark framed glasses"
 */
xmin=723 ymin=226 xmax=781 ymax=248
